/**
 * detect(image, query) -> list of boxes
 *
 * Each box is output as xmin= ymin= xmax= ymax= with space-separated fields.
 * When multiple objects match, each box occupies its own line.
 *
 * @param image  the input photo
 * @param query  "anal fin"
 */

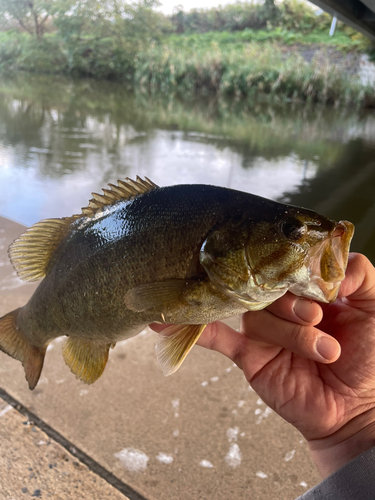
xmin=62 ymin=338 xmax=111 ymax=384
xmin=156 ymin=324 xmax=206 ymax=376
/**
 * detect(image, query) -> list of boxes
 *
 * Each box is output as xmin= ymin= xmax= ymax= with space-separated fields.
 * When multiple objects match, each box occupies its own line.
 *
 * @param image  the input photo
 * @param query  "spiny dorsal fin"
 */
xmin=81 ymin=176 xmax=159 ymax=217
xmin=9 ymin=215 xmax=81 ymax=282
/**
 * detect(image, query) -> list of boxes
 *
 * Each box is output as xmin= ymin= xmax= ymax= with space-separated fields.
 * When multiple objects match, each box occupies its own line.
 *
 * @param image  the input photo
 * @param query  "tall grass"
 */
xmin=135 ymin=42 xmax=374 ymax=107
xmin=165 ymin=29 xmax=369 ymax=51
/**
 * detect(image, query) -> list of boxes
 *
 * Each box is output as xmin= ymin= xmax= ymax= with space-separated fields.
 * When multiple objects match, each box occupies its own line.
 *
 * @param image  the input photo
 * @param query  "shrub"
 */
xmin=17 ymin=35 xmax=68 ymax=74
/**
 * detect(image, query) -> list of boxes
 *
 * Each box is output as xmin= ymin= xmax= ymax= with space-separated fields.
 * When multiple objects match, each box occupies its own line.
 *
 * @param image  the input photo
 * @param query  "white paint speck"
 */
xmin=55 ymin=379 xmax=65 ymax=385
xmin=225 ymin=367 xmax=232 ymax=373
xmin=79 ymin=389 xmax=89 ymax=396
xmin=256 ymin=471 xmax=268 ymax=479
xmin=201 ymin=381 xmax=208 ymax=387
xmin=0 ymin=405 xmax=12 ymax=417
xmin=115 ymin=448 xmax=149 ymax=472
xmin=256 ymin=398 xmax=263 ymax=405
xmin=226 ymin=427 xmax=239 ymax=442
xmin=300 ymin=481 xmax=308 ymax=488
xmin=173 ymin=430 xmax=180 ymax=437
xmin=255 ymin=408 xmax=262 ymax=415
xmin=238 ymin=400 xmax=245 ymax=408
xmin=156 ymin=452 xmax=174 ymax=464
xmin=256 ymin=406 xmax=273 ymax=424
xmin=37 ymin=440 xmax=46 ymax=445
xmin=285 ymin=450 xmax=295 ymax=462
xmin=210 ymin=376 xmax=219 ymax=382
xmin=172 ymin=398 xmax=179 ymax=418
xmin=199 ymin=460 xmax=213 ymax=468
xmin=224 ymin=443 xmax=242 ymax=468
xmin=240 ymin=432 xmax=245 ymax=437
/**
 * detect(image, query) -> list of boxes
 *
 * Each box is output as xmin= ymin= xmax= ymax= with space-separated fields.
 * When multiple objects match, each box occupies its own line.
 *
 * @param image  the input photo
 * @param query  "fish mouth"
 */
xmin=289 ymin=220 xmax=354 ymax=303
xmin=305 ymin=220 xmax=354 ymax=303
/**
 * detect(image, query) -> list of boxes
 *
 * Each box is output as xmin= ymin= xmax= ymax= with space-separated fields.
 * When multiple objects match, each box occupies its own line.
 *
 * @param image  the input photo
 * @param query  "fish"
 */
xmin=0 ymin=177 xmax=354 ymax=390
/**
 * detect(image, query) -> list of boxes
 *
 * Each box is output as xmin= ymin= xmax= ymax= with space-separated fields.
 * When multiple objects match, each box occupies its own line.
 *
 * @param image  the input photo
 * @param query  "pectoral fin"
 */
xmin=125 ymin=279 xmax=197 ymax=312
xmin=62 ymin=338 xmax=111 ymax=384
xmin=156 ymin=324 xmax=206 ymax=376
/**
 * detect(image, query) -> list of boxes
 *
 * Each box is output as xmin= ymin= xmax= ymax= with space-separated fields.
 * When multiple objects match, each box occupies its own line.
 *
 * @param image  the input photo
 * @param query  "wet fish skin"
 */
xmin=0 ymin=178 xmax=354 ymax=389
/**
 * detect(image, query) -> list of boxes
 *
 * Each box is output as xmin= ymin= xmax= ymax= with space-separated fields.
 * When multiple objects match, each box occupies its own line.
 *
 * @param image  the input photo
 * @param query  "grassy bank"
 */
xmin=0 ymin=0 xmax=374 ymax=106
xmin=135 ymin=40 xmax=374 ymax=107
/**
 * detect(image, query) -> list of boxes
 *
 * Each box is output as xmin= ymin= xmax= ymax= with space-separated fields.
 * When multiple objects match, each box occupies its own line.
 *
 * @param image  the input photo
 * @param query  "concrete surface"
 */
xmin=0 ymin=216 xmax=321 ymax=500
xmin=0 ymin=399 xmax=129 ymax=500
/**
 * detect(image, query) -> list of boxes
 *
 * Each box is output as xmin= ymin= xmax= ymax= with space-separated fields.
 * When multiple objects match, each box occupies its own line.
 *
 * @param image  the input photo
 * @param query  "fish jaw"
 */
xmin=289 ymin=220 xmax=355 ymax=303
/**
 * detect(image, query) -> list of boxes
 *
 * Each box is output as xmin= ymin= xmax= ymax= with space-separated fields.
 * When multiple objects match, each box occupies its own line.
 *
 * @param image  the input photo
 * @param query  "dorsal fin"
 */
xmin=81 ymin=176 xmax=159 ymax=217
xmin=9 ymin=176 xmax=158 ymax=282
xmin=9 ymin=215 xmax=81 ymax=282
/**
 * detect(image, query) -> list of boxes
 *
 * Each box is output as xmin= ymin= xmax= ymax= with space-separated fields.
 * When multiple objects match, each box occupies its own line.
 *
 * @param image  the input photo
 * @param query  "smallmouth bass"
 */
xmin=0 ymin=177 xmax=354 ymax=389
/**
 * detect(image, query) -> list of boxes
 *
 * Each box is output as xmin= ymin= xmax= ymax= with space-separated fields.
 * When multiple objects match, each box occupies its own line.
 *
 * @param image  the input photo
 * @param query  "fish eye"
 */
xmin=281 ymin=218 xmax=306 ymax=241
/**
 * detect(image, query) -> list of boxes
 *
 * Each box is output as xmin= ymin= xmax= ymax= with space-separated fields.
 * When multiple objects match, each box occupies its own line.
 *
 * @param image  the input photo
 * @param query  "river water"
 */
xmin=1 ymin=73 xmax=375 ymax=261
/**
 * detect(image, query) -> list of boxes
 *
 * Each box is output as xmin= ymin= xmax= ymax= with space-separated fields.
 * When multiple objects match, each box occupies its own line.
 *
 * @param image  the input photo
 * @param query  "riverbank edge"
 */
xmin=1 ymin=33 xmax=375 ymax=108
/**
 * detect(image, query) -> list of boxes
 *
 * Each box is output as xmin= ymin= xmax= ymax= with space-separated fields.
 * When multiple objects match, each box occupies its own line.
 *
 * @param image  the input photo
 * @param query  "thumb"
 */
xmin=338 ymin=253 xmax=375 ymax=313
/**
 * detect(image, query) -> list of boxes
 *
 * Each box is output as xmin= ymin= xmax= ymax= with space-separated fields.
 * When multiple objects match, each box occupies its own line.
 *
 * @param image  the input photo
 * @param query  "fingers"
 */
xmin=241 ymin=308 xmax=340 ymax=362
xmin=149 ymin=290 xmax=338 ymax=373
xmin=266 ymin=292 xmax=323 ymax=325
xmin=151 ymin=310 xmax=340 ymax=386
xmin=339 ymin=253 xmax=375 ymax=312
xmin=197 ymin=314 xmax=340 ymax=382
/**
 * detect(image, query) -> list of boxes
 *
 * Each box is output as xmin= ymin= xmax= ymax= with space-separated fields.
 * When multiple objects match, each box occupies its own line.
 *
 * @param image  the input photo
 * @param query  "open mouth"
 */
xmin=307 ymin=220 xmax=355 ymax=303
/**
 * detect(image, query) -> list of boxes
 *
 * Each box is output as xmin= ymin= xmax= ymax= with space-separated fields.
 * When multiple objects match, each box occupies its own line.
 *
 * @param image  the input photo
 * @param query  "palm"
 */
xmin=247 ymin=299 xmax=375 ymax=441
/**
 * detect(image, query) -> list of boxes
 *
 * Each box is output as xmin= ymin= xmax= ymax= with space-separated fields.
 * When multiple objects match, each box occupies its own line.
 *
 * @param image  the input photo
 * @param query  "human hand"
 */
xmin=150 ymin=253 xmax=375 ymax=477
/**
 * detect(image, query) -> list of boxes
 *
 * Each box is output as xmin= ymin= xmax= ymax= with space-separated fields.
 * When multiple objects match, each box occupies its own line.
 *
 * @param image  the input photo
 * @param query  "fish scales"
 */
xmin=0 ymin=178 xmax=354 ymax=389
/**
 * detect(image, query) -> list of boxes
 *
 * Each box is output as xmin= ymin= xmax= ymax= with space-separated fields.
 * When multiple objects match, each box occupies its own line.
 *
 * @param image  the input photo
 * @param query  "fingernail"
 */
xmin=316 ymin=336 xmax=340 ymax=361
xmin=293 ymin=299 xmax=318 ymax=323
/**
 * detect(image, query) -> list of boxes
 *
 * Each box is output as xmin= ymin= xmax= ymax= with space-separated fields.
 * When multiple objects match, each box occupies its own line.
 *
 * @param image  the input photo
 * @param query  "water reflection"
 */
xmin=0 ymin=73 xmax=375 ymax=261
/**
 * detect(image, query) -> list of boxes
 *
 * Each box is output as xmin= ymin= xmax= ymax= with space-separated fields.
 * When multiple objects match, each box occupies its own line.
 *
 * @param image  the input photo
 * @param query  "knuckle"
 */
xmin=289 ymin=323 xmax=312 ymax=350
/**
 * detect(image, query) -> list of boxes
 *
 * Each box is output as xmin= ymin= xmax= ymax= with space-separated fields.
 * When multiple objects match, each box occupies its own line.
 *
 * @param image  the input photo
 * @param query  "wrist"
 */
xmin=307 ymin=408 xmax=375 ymax=478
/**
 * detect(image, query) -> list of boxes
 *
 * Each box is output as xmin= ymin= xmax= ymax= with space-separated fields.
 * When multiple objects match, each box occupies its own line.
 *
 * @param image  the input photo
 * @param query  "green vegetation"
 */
xmin=164 ymin=28 xmax=368 ymax=51
xmin=136 ymin=42 xmax=374 ymax=106
xmin=0 ymin=0 xmax=170 ymax=79
xmin=0 ymin=0 xmax=373 ymax=105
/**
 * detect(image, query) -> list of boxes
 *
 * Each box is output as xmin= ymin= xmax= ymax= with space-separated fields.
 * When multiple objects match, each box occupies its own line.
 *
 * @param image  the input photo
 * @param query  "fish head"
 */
xmin=245 ymin=208 xmax=354 ymax=303
xmin=200 ymin=206 xmax=354 ymax=307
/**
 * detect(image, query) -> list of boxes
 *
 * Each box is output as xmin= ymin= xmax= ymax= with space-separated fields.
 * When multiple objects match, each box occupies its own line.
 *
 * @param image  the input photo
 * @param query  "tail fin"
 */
xmin=0 ymin=309 xmax=45 ymax=390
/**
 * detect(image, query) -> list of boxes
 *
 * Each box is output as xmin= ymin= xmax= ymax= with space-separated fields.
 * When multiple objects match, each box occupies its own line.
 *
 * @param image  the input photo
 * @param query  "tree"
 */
xmin=0 ymin=0 xmax=60 ymax=39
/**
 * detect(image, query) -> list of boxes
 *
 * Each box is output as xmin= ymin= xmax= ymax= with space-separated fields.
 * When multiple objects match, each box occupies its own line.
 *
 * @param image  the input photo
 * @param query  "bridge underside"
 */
xmin=310 ymin=0 xmax=375 ymax=41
